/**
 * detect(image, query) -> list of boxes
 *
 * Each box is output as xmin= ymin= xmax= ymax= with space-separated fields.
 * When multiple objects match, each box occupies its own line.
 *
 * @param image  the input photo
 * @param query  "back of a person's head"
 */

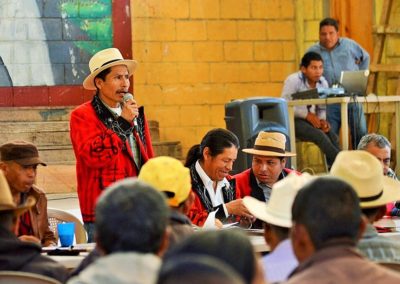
xmin=95 ymin=178 xmax=169 ymax=254
xmin=320 ymin=17 xmax=339 ymax=31
xmin=158 ymin=255 xmax=245 ymax=284
xmin=185 ymin=128 xmax=240 ymax=167
xmin=301 ymin=52 xmax=323 ymax=68
xmin=165 ymin=229 xmax=255 ymax=284
xmin=292 ymin=176 xmax=362 ymax=249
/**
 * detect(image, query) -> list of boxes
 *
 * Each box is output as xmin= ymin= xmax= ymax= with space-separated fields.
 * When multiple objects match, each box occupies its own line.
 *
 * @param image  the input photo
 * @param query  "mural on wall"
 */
xmin=0 ymin=0 xmax=112 ymax=87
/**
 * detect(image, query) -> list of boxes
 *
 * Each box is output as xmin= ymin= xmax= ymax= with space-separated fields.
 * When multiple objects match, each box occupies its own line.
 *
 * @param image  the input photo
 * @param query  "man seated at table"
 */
xmin=68 ymin=178 xmax=170 ymax=284
xmin=235 ymin=131 xmax=297 ymax=202
xmin=243 ymin=172 xmax=314 ymax=283
xmin=0 ymin=141 xmax=56 ymax=247
xmin=331 ymin=150 xmax=400 ymax=262
xmin=0 ymin=170 xmax=68 ymax=282
xmin=281 ymin=51 xmax=340 ymax=167
xmin=286 ymin=176 xmax=400 ymax=283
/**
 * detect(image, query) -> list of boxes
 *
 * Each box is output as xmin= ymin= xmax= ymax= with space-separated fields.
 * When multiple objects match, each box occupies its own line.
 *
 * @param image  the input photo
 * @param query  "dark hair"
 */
xmin=94 ymin=67 xmax=112 ymax=89
xmin=158 ymin=255 xmax=245 ymax=284
xmin=361 ymin=207 xmax=382 ymax=219
xmin=95 ymin=178 xmax=169 ymax=254
xmin=292 ymin=176 xmax=362 ymax=249
xmin=0 ymin=210 xmax=17 ymax=231
xmin=184 ymin=128 xmax=240 ymax=167
xmin=164 ymin=229 xmax=255 ymax=284
xmin=269 ymin=224 xmax=289 ymax=241
xmin=319 ymin=17 xmax=339 ymax=31
xmin=300 ymin=52 xmax=323 ymax=68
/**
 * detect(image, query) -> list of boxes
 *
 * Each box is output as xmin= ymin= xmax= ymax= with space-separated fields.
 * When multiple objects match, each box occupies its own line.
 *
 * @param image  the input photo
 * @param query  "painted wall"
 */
xmin=132 ymin=0 xmax=324 ymax=156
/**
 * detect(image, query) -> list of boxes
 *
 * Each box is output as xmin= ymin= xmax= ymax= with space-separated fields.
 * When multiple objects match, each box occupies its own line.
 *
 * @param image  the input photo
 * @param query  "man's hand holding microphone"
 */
xmin=121 ymin=93 xmax=139 ymax=131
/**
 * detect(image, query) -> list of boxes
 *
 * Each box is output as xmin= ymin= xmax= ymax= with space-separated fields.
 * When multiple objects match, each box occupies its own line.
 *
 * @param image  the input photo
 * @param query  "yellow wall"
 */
xmin=131 ymin=0 xmax=324 ymax=156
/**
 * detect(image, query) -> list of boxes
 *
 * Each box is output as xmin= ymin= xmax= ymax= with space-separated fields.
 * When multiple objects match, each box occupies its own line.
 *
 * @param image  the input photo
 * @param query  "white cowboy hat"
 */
xmin=243 ymin=172 xmax=314 ymax=228
xmin=83 ymin=48 xmax=137 ymax=90
xmin=0 ymin=170 xmax=35 ymax=215
xmin=330 ymin=150 xmax=400 ymax=208
xmin=242 ymin=131 xmax=296 ymax=157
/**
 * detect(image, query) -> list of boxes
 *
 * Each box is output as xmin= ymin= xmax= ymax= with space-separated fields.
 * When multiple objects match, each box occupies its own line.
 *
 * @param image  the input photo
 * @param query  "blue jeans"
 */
xmin=84 ymin=222 xmax=95 ymax=243
xmin=326 ymin=103 xmax=367 ymax=149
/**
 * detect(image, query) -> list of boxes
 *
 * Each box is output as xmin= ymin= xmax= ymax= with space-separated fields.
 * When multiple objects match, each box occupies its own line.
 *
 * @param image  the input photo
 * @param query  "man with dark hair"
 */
xmin=307 ymin=17 xmax=368 ymax=149
xmin=243 ymin=173 xmax=314 ymax=283
xmin=0 ymin=140 xmax=56 ymax=247
xmin=70 ymin=48 xmax=154 ymax=242
xmin=68 ymin=178 xmax=170 ymax=284
xmin=286 ymin=176 xmax=400 ymax=283
xmin=331 ymin=150 xmax=400 ymax=262
xmin=281 ymin=51 xmax=340 ymax=167
xmin=0 ymin=170 xmax=68 ymax=282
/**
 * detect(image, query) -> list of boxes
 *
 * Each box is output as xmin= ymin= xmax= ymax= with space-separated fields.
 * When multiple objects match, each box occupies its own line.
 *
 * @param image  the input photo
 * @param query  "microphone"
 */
xmin=122 ymin=93 xmax=138 ymax=132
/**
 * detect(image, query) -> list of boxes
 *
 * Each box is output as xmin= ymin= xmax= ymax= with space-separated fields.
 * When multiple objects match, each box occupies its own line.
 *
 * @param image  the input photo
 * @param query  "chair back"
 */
xmin=0 ymin=271 xmax=61 ymax=284
xmin=47 ymin=208 xmax=87 ymax=244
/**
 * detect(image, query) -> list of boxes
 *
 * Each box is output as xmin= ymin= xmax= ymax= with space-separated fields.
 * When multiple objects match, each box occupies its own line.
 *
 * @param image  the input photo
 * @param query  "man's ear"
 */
xmin=290 ymin=223 xmax=315 ymax=262
xmin=357 ymin=214 xmax=368 ymax=241
xmin=203 ymin=147 xmax=211 ymax=161
xmin=300 ymin=66 xmax=306 ymax=74
xmin=157 ymin=226 xmax=171 ymax=257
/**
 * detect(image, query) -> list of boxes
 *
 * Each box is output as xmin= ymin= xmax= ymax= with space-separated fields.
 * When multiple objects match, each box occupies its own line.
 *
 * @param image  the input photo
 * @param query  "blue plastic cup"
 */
xmin=57 ymin=222 xmax=75 ymax=247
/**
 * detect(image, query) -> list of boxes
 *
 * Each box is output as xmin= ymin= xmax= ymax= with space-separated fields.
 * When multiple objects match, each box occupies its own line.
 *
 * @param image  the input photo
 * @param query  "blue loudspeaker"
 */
xmin=225 ymin=97 xmax=290 ymax=174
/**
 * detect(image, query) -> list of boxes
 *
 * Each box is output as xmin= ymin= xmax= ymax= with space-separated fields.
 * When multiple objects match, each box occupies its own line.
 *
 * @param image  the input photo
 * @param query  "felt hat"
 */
xmin=138 ymin=156 xmax=191 ymax=207
xmin=0 ymin=170 xmax=35 ymax=215
xmin=242 ymin=132 xmax=295 ymax=157
xmin=0 ymin=140 xmax=47 ymax=166
xmin=243 ymin=172 xmax=314 ymax=228
xmin=83 ymin=48 xmax=137 ymax=90
xmin=330 ymin=150 xmax=400 ymax=208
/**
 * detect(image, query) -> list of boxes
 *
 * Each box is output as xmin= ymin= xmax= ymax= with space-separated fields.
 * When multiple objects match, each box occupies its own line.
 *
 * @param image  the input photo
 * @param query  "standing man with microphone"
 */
xmin=70 ymin=48 xmax=154 ymax=242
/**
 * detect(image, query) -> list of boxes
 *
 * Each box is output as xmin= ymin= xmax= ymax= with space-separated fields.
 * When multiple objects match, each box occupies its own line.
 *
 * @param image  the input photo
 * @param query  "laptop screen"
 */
xmin=339 ymin=70 xmax=369 ymax=96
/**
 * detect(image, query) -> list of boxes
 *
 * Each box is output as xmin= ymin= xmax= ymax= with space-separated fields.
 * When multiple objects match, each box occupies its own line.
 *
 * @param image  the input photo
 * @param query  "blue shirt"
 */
xmin=307 ymin=37 xmax=370 ymax=86
xmin=281 ymin=71 xmax=328 ymax=119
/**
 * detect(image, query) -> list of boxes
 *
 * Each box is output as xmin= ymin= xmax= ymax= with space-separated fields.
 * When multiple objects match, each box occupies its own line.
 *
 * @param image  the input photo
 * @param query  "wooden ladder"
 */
xmin=367 ymin=0 xmax=400 ymax=96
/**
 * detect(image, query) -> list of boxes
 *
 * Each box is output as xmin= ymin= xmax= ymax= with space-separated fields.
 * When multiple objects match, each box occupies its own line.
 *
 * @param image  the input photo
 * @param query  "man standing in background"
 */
xmin=307 ymin=17 xmax=369 ymax=149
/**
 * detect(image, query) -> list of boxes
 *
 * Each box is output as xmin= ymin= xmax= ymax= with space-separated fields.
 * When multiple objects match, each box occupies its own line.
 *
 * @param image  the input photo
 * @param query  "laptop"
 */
xmin=339 ymin=70 xmax=369 ymax=96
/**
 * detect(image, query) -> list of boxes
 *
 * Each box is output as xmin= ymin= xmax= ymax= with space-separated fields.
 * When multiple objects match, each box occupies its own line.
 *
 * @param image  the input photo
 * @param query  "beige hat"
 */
xmin=330 ymin=150 xmax=400 ymax=208
xmin=138 ymin=156 xmax=191 ymax=207
xmin=242 ymin=132 xmax=295 ymax=157
xmin=83 ymin=48 xmax=137 ymax=90
xmin=0 ymin=170 xmax=35 ymax=215
xmin=243 ymin=172 xmax=314 ymax=228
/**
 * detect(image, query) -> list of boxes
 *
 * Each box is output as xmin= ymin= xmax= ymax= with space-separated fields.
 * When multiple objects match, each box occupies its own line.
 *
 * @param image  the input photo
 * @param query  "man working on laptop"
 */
xmin=307 ymin=17 xmax=368 ymax=149
xmin=282 ymin=51 xmax=340 ymax=168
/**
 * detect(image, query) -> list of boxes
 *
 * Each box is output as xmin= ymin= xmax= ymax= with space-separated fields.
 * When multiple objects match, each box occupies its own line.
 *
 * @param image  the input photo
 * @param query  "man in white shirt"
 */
xmin=243 ymin=173 xmax=314 ymax=283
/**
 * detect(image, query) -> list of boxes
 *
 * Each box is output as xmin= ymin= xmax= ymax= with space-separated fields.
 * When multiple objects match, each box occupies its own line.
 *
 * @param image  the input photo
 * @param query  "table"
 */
xmin=287 ymin=95 xmax=400 ymax=173
xmin=47 ymin=253 xmax=88 ymax=270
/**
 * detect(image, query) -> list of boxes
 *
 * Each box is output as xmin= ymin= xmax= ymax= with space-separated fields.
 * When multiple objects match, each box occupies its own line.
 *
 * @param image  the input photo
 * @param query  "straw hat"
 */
xmin=0 ymin=170 xmax=35 ymax=215
xmin=138 ymin=156 xmax=191 ymax=207
xmin=242 ymin=132 xmax=295 ymax=157
xmin=243 ymin=173 xmax=314 ymax=228
xmin=330 ymin=150 xmax=400 ymax=208
xmin=83 ymin=48 xmax=137 ymax=90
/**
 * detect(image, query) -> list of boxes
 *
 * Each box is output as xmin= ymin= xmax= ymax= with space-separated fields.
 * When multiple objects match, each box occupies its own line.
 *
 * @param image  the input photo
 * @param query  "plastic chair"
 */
xmin=47 ymin=208 xmax=87 ymax=244
xmin=0 ymin=271 xmax=61 ymax=284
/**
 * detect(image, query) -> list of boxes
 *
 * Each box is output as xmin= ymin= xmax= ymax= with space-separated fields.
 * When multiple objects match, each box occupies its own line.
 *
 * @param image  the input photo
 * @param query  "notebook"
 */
xmin=339 ymin=70 xmax=370 ymax=96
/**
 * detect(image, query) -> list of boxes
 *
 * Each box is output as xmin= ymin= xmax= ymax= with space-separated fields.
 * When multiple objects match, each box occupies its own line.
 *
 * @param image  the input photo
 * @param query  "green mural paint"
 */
xmin=60 ymin=0 xmax=113 ymax=55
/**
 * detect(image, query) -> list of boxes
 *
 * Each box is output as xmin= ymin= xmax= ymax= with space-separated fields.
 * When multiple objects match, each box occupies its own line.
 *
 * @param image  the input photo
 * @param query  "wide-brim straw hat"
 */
xmin=0 ymin=170 xmax=35 ymax=215
xmin=242 ymin=131 xmax=296 ymax=157
xmin=243 ymin=173 xmax=314 ymax=228
xmin=83 ymin=48 xmax=137 ymax=90
xmin=330 ymin=150 xmax=400 ymax=208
